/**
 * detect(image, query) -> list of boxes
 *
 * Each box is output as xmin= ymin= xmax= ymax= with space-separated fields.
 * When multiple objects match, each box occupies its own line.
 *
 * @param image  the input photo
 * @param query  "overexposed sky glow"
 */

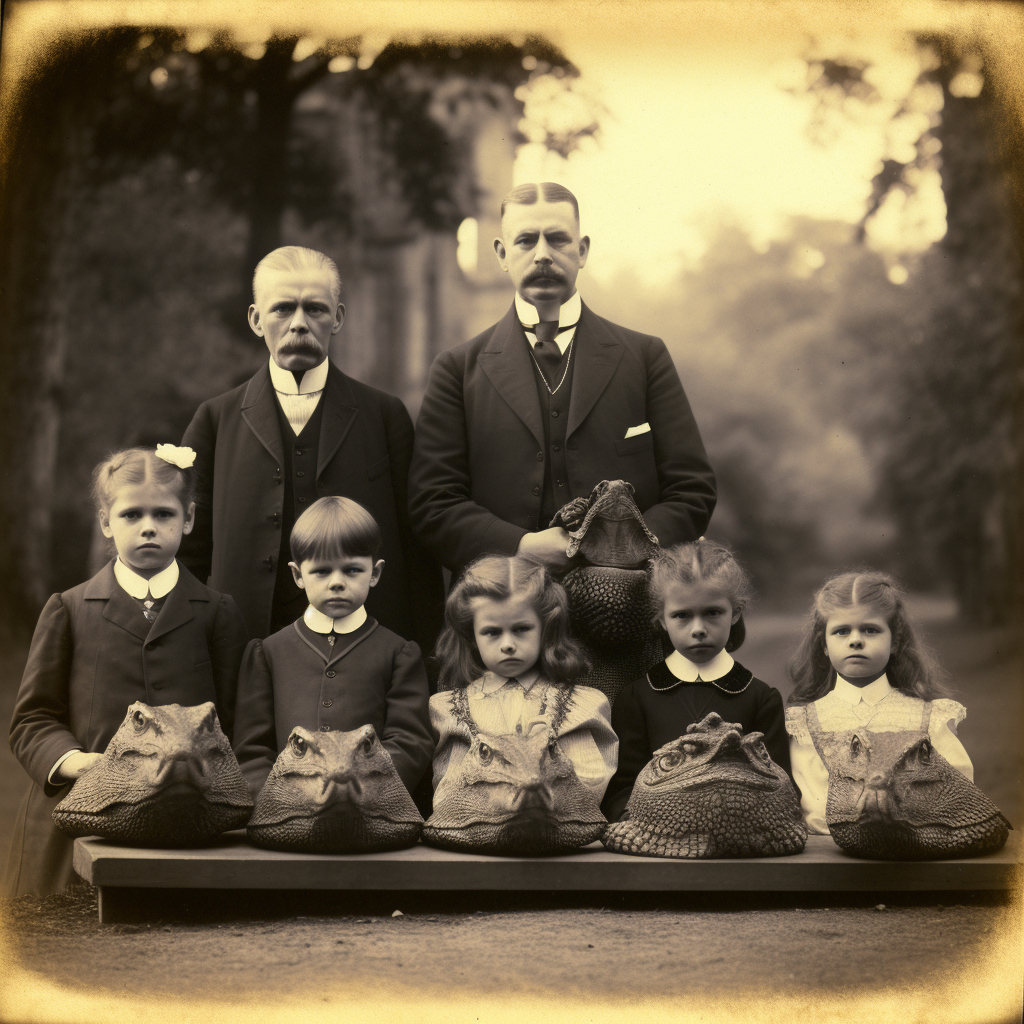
xmin=514 ymin=32 xmax=947 ymax=286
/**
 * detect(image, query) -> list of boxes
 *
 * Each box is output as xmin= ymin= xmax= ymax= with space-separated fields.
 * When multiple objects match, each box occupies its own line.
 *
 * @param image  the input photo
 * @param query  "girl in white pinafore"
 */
xmin=785 ymin=570 xmax=972 ymax=835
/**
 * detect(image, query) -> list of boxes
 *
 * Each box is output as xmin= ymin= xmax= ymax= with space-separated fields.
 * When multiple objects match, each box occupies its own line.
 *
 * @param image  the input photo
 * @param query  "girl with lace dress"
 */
xmin=429 ymin=555 xmax=617 ymax=804
xmin=785 ymin=570 xmax=973 ymax=834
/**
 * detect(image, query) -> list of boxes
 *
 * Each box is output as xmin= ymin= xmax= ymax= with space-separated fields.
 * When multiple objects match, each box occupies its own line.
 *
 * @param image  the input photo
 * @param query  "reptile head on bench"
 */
xmin=53 ymin=702 xmax=253 ymax=846
xmin=247 ymin=724 xmax=423 ymax=853
xmin=423 ymin=726 xmax=606 ymax=855
xmin=824 ymin=727 xmax=1011 ymax=859
xmin=602 ymin=712 xmax=807 ymax=858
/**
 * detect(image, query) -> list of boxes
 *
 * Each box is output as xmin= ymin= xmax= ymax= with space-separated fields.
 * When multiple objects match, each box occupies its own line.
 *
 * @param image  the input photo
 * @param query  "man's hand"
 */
xmin=57 ymin=751 xmax=103 ymax=781
xmin=516 ymin=527 xmax=572 ymax=568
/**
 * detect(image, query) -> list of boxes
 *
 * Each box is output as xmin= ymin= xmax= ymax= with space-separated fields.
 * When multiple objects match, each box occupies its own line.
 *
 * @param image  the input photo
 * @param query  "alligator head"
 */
xmin=52 ymin=702 xmax=253 ymax=846
xmin=423 ymin=726 xmax=606 ymax=855
xmin=824 ymin=728 xmax=1011 ymax=859
xmin=247 ymin=724 xmax=423 ymax=853
xmin=553 ymin=480 xmax=659 ymax=569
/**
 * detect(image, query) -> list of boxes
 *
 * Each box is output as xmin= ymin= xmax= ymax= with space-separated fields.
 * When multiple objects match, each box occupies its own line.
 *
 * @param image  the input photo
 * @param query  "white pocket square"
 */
xmin=624 ymin=423 xmax=651 ymax=438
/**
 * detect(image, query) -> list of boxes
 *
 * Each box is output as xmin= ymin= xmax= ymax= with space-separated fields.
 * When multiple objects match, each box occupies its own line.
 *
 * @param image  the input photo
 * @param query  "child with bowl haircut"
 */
xmin=233 ymin=496 xmax=433 ymax=798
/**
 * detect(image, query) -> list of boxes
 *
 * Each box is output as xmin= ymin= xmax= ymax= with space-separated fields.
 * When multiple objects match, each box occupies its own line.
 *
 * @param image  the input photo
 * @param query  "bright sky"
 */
xmin=512 ymin=30 xmax=947 ymax=287
xmin=5 ymin=0 xmax=1020 ymax=292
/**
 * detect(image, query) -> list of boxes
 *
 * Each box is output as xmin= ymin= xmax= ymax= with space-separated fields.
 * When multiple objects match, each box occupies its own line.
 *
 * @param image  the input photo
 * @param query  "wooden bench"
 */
xmin=73 ymin=833 xmax=1021 ymax=923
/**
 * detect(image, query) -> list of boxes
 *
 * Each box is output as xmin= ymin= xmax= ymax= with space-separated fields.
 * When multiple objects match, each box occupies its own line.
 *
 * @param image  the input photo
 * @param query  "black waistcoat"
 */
xmin=529 ymin=338 xmax=577 ymax=525
xmin=272 ymin=394 xmax=325 ymax=606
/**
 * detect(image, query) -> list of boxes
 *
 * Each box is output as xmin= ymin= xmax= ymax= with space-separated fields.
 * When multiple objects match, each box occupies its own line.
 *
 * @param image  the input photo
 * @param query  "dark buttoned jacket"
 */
xmin=180 ymin=362 xmax=442 ymax=647
xmin=232 ymin=617 xmax=433 ymax=797
xmin=408 ymin=302 xmax=717 ymax=575
xmin=9 ymin=561 xmax=248 ymax=796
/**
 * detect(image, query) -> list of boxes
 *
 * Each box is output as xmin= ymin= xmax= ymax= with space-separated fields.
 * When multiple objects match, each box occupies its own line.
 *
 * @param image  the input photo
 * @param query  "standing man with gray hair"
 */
xmin=180 ymin=246 xmax=442 ymax=649
xmin=409 ymin=182 xmax=717 ymax=578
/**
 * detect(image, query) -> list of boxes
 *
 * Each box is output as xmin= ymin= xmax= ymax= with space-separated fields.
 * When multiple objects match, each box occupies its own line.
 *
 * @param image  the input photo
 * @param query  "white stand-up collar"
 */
xmin=114 ymin=557 xmax=179 ymax=599
xmin=303 ymin=603 xmax=367 ymax=635
xmin=515 ymin=290 xmax=581 ymax=328
xmin=665 ymin=648 xmax=735 ymax=682
xmin=832 ymin=673 xmax=893 ymax=706
xmin=269 ymin=357 xmax=329 ymax=396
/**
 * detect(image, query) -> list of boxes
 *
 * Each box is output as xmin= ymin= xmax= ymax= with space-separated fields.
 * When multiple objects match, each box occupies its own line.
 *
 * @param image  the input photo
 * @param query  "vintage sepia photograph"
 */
xmin=0 ymin=1 xmax=1021 ymax=1021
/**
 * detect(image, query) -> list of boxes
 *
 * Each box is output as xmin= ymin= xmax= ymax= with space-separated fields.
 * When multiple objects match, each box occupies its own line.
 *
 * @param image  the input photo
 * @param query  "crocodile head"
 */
xmin=824 ymin=728 xmax=1011 ymax=859
xmin=52 ymin=702 xmax=253 ymax=846
xmin=554 ymin=480 xmax=659 ymax=569
xmin=602 ymin=712 xmax=807 ymax=858
xmin=247 ymin=724 xmax=423 ymax=852
xmin=423 ymin=727 xmax=606 ymax=855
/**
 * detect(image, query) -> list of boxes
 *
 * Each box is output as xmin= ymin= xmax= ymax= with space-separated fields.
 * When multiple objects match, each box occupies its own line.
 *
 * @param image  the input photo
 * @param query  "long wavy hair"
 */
xmin=649 ymin=539 xmax=755 ymax=653
xmin=787 ymin=569 xmax=948 ymax=705
xmin=435 ymin=555 xmax=591 ymax=691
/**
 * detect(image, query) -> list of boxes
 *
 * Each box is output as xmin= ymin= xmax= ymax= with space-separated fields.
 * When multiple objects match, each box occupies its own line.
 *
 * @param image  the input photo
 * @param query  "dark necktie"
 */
xmin=531 ymin=320 xmax=563 ymax=380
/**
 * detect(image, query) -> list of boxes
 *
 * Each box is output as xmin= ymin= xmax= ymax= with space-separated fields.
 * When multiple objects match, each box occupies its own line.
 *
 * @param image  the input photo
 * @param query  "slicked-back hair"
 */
xmin=92 ymin=447 xmax=196 ymax=515
xmin=252 ymin=246 xmax=342 ymax=304
xmin=500 ymin=182 xmax=580 ymax=222
xmin=435 ymin=554 xmax=591 ymax=690
xmin=649 ymin=539 xmax=755 ymax=653
xmin=787 ymin=569 xmax=948 ymax=705
xmin=290 ymin=496 xmax=382 ymax=565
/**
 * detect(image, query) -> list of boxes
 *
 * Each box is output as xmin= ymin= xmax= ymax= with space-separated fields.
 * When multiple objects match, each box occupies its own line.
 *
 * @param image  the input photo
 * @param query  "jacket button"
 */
xmin=295 ymin=448 xmax=303 ymax=456
xmin=322 ymin=699 xmax=333 ymax=707
xmin=551 ymin=410 xmax=559 ymax=418
xmin=552 ymin=444 xmax=560 ymax=452
xmin=536 ymin=452 xmax=543 ymax=462
xmin=262 ymin=557 xmax=274 ymax=571
xmin=326 ymin=669 xmax=336 ymax=678
xmin=298 ymin=496 xmax=307 ymax=503
xmin=320 ymin=724 xmax=330 ymax=732
xmin=532 ymin=486 xmax=540 ymax=496
xmin=297 ymin=471 xmax=305 ymax=478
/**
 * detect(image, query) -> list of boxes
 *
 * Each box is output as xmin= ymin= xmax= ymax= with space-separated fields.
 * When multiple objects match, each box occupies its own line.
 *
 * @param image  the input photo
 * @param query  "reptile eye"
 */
xmin=850 ymin=735 xmax=861 ymax=757
xmin=658 ymin=751 xmax=682 ymax=772
xmin=478 ymin=743 xmax=493 ymax=765
xmin=131 ymin=710 xmax=147 ymax=732
xmin=918 ymin=740 xmax=931 ymax=765
xmin=291 ymin=735 xmax=307 ymax=758
xmin=361 ymin=737 xmax=374 ymax=756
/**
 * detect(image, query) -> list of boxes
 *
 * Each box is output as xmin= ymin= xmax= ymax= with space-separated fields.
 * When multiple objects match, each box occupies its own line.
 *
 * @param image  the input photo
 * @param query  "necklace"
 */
xmin=528 ymin=338 xmax=575 ymax=396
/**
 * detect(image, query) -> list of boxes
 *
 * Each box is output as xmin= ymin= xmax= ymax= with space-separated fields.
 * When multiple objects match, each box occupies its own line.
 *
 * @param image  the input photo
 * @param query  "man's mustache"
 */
xmin=524 ymin=269 xmax=566 ymax=285
xmin=278 ymin=338 xmax=325 ymax=354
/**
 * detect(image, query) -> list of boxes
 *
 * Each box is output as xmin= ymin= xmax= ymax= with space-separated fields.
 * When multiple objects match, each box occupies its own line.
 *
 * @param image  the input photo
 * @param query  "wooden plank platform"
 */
xmin=75 ymin=833 xmax=1021 ymax=905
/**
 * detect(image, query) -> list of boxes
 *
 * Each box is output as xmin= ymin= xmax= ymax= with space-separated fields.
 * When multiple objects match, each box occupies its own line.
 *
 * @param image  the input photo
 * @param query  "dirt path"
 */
xmin=2 ymin=887 xmax=1021 ymax=1023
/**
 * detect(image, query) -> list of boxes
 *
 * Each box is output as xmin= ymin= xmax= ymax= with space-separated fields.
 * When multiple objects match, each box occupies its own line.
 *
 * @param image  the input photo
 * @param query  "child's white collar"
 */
xmin=114 ymin=557 xmax=179 ymax=599
xmin=303 ymin=603 xmax=367 ymax=635
xmin=666 ymin=648 xmax=734 ymax=682
xmin=832 ymin=673 xmax=892 ymax=705
xmin=476 ymin=669 xmax=543 ymax=695
xmin=269 ymin=357 xmax=329 ymax=396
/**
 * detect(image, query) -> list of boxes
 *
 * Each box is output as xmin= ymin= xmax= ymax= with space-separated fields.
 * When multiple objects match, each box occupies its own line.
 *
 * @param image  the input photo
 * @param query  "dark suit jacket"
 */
xmin=179 ymin=362 xmax=443 ymax=647
xmin=408 ymin=302 xmax=717 ymax=574
xmin=9 ymin=560 xmax=248 ymax=797
xmin=233 ymin=617 xmax=433 ymax=797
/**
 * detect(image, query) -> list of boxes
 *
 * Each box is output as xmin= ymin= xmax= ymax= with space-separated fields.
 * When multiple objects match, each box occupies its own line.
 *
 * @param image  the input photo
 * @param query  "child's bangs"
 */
xmin=290 ymin=497 xmax=381 ymax=564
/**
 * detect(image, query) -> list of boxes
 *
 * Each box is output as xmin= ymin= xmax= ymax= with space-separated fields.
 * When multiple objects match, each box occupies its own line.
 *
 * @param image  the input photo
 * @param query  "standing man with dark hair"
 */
xmin=408 ymin=182 xmax=716 ymax=577
xmin=180 ymin=246 xmax=442 ymax=650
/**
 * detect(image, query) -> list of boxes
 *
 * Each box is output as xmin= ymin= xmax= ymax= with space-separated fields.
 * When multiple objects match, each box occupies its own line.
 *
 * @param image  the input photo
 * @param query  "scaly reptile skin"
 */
xmin=423 ymin=728 xmax=607 ymax=855
xmin=247 ymin=725 xmax=423 ymax=853
xmin=52 ymin=702 xmax=253 ymax=846
xmin=553 ymin=481 xmax=663 ymax=704
xmin=602 ymin=713 xmax=807 ymax=858
xmin=823 ymin=728 xmax=1011 ymax=860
